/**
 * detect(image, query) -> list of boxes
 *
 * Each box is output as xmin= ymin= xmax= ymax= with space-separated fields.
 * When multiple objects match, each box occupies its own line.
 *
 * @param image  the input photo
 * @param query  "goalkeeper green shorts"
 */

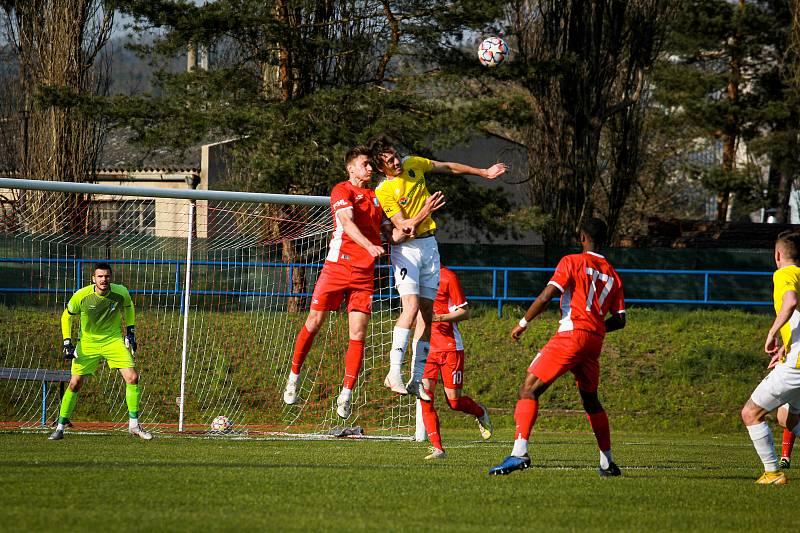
xmin=72 ymin=338 xmax=134 ymax=376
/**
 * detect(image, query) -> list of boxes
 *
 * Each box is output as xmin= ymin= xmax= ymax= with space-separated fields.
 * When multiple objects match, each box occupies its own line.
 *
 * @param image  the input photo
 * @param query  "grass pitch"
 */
xmin=0 ymin=427 xmax=792 ymax=532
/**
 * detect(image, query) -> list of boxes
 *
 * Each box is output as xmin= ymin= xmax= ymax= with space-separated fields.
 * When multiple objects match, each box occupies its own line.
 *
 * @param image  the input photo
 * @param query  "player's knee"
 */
xmin=69 ymin=379 xmax=83 ymax=392
xmin=580 ymin=391 xmax=603 ymax=413
xmin=741 ymin=404 xmax=758 ymax=425
xmin=305 ymin=317 xmax=323 ymax=333
xmin=126 ymin=371 xmax=139 ymax=385
xmin=446 ymin=397 xmax=460 ymax=410
xmin=518 ymin=385 xmax=537 ymax=401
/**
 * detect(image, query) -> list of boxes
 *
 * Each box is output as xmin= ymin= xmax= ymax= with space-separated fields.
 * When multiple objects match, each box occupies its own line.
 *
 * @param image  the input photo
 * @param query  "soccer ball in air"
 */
xmin=211 ymin=415 xmax=232 ymax=432
xmin=478 ymin=37 xmax=509 ymax=67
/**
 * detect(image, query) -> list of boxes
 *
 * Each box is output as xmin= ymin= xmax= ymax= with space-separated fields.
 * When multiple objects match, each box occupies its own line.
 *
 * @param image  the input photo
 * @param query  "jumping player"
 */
xmin=489 ymin=218 xmax=625 ymax=476
xmin=368 ymin=133 xmax=507 ymax=400
xmin=740 ymin=230 xmax=800 ymax=485
xmin=416 ymin=266 xmax=492 ymax=460
xmin=50 ymin=262 xmax=151 ymax=440
xmin=283 ymin=145 xmax=443 ymax=419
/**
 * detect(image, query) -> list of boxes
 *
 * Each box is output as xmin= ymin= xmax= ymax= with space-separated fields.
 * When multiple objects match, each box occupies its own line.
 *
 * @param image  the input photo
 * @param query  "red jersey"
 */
xmin=325 ymin=181 xmax=383 ymax=269
xmin=548 ymin=252 xmax=625 ymax=337
xmin=430 ymin=267 xmax=468 ymax=352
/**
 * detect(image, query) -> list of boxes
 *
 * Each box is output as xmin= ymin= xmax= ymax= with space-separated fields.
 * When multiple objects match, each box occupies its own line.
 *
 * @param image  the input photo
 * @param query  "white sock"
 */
xmin=410 ymin=340 xmax=430 ymax=381
xmin=747 ymin=422 xmax=779 ymax=472
xmin=511 ymin=438 xmax=528 ymax=457
xmin=288 ymin=371 xmax=299 ymax=383
xmin=791 ymin=420 xmax=800 ymax=437
xmin=56 ymin=423 xmax=65 ymax=431
xmin=600 ymin=449 xmax=614 ymax=470
xmin=389 ymin=327 xmax=411 ymax=373
xmin=129 ymin=417 xmax=139 ymax=430
xmin=339 ymin=387 xmax=352 ymax=401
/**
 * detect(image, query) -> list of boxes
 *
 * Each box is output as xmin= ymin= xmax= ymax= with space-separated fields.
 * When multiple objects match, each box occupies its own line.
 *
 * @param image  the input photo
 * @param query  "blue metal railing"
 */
xmin=0 ymin=258 xmax=773 ymax=316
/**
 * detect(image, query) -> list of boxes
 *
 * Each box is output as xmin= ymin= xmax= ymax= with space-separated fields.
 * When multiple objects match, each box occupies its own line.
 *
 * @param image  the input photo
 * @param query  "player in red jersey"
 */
xmin=415 ymin=266 xmax=493 ymax=460
xmin=489 ymin=218 xmax=626 ymax=476
xmin=283 ymin=145 xmax=443 ymax=419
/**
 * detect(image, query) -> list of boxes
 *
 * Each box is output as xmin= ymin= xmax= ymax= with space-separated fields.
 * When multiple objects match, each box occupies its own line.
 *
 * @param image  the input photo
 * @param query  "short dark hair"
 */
xmin=366 ymin=133 xmax=399 ymax=172
xmin=93 ymin=262 xmax=112 ymax=274
xmin=344 ymin=145 xmax=371 ymax=167
xmin=581 ymin=218 xmax=608 ymax=247
xmin=776 ymin=230 xmax=800 ymax=261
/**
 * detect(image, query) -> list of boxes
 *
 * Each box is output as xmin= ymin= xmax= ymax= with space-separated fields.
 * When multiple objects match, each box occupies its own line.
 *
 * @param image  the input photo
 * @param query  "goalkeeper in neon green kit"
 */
xmin=50 ymin=262 xmax=152 ymax=440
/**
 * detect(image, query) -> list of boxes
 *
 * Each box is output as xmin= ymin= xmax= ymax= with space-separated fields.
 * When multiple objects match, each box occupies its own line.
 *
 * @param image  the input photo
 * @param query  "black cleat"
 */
xmin=598 ymin=461 xmax=622 ymax=477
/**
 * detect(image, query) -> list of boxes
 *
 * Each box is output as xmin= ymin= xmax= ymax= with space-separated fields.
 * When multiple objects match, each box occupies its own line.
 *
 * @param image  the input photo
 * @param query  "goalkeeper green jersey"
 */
xmin=61 ymin=284 xmax=135 ymax=345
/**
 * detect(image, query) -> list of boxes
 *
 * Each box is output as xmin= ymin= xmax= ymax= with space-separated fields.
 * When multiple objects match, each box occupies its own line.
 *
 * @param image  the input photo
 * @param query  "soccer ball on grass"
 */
xmin=478 ymin=37 xmax=509 ymax=67
xmin=211 ymin=415 xmax=232 ymax=432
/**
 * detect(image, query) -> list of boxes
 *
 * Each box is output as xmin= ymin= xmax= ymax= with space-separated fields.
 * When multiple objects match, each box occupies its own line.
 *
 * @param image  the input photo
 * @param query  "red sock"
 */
xmin=514 ymin=399 xmax=538 ymax=440
xmin=291 ymin=325 xmax=317 ymax=374
xmin=446 ymin=396 xmax=484 ymax=418
xmin=421 ymin=391 xmax=442 ymax=450
xmin=782 ymin=428 xmax=796 ymax=458
xmin=587 ymin=410 xmax=611 ymax=452
xmin=343 ymin=339 xmax=364 ymax=389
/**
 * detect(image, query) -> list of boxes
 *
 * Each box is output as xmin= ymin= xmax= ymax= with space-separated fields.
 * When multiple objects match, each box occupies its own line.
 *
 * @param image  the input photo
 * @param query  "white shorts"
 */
xmin=390 ymin=237 xmax=440 ymax=300
xmin=751 ymin=364 xmax=800 ymax=413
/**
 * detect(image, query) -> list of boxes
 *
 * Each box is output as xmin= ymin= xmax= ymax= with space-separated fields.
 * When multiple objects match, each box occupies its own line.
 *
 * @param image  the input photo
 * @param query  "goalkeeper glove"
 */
xmin=125 ymin=325 xmax=137 ymax=354
xmin=62 ymin=339 xmax=76 ymax=360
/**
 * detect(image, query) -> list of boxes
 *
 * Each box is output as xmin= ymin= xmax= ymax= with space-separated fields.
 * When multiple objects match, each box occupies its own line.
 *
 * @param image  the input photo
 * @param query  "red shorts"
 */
xmin=528 ymin=330 xmax=604 ymax=392
xmin=423 ymin=349 xmax=465 ymax=390
xmin=310 ymin=261 xmax=374 ymax=314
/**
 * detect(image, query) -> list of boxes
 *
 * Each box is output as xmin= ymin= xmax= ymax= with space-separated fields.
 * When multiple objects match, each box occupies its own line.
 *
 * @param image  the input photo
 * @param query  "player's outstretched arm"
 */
xmin=337 ymin=208 xmax=384 ymax=258
xmin=511 ymin=284 xmax=561 ymax=341
xmin=605 ymin=312 xmax=626 ymax=333
xmin=430 ymin=160 xmax=508 ymax=180
xmin=766 ymin=290 xmax=798 ymax=354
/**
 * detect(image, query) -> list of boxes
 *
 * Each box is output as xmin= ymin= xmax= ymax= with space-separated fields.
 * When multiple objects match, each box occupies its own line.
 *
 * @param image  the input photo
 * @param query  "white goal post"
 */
xmin=0 ymin=178 xmax=415 ymax=436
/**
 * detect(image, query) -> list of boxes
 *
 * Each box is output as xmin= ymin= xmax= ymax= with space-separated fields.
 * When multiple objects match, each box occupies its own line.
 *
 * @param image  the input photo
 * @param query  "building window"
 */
xmin=96 ymin=200 xmax=156 ymax=235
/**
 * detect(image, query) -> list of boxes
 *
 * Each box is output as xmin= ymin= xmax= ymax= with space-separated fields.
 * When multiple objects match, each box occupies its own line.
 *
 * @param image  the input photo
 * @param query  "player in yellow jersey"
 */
xmin=49 ymin=262 xmax=152 ymax=440
xmin=367 ymin=133 xmax=507 ymax=399
xmin=740 ymin=230 xmax=800 ymax=484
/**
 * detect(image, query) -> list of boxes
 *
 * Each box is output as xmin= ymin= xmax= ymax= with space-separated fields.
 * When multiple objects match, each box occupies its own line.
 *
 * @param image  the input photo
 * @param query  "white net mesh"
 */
xmin=0 ymin=182 xmax=416 ymax=436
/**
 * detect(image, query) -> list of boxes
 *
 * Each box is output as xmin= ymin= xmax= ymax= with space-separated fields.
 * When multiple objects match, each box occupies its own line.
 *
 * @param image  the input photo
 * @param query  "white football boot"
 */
xmin=336 ymin=394 xmax=352 ymax=419
xmin=284 ymin=379 xmax=298 ymax=405
xmin=425 ymin=447 xmax=447 ymax=460
xmin=129 ymin=426 xmax=153 ymax=440
xmin=383 ymin=371 xmax=408 ymax=395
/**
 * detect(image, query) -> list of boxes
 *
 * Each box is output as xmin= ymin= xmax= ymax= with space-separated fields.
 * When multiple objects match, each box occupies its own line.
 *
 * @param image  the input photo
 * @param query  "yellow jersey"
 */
xmin=773 ymin=265 xmax=800 ymax=368
xmin=375 ymin=156 xmax=436 ymax=237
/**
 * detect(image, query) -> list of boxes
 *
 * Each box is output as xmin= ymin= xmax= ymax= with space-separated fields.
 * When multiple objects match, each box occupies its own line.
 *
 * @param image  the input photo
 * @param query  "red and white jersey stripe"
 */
xmin=325 ymin=181 xmax=383 ymax=269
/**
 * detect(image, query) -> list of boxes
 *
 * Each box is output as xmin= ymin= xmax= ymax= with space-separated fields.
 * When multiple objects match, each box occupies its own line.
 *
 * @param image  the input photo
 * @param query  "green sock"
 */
xmin=59 ymin=388 xmax=78 ymax=423
xmin=126 ymin=383 xmax=140 ymax=419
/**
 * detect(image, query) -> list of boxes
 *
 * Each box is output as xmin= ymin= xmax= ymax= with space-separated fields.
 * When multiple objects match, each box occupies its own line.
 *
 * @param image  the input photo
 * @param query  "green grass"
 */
xmin=0 ymin=428 xmax=791 ymax=532
xmin=0 ymin=305 xmax=779 ymax=432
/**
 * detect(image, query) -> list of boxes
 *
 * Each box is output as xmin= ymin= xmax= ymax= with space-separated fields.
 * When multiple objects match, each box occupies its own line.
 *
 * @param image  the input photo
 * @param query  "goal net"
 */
xmin=0 ymin=178 xmax=416 ymax=436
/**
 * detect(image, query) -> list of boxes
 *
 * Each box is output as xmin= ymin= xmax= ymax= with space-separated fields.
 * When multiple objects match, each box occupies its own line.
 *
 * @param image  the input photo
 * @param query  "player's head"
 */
xmin=367 ymin=133 xmax=402 ymax=177
xmin=345 ymin=145 xmax=374 ymax=183
xmin=92 ymin=262 xmax=113 ymax=292
xmin=775 ymin=230 xmax=800 ymax=267
xmin=579 ymin=218 xmax=608 ymax=248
